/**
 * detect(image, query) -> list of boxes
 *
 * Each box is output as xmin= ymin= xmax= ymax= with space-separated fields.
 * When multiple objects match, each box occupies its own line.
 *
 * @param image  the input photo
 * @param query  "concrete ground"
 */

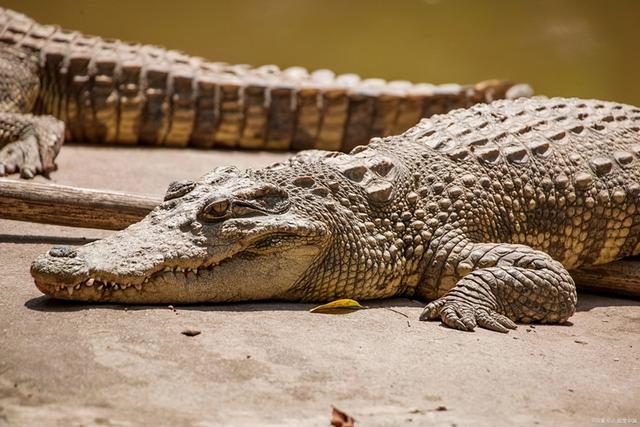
xmin=0 ymin=145 xmax=639 ymax=427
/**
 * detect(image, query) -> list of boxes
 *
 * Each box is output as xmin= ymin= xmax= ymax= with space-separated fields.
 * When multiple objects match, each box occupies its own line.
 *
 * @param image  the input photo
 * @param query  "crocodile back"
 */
xmin=396 ymin=97 xmax=640 ymax=268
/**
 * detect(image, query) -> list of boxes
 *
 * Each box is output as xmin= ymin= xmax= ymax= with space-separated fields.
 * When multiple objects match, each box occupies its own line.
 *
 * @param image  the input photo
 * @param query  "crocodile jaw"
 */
xmin=32 ymin=244 xmax=322 ymax=303
xmin=31 ymin=213 xmax=329 ymax=304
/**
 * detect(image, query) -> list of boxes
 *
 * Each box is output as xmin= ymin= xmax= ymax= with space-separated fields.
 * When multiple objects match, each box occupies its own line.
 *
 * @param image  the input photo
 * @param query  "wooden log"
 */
xmin=0 ymin=178 xmax=639 ymax=298
xmin=0 ymin=178 xmax=160 ymax=230
xmin=571 ymin=261 xmax=640 ymax=299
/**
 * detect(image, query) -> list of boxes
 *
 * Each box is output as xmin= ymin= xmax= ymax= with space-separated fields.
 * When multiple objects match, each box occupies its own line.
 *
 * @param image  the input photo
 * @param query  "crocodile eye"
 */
xmin=200 ymin=199 xmax=231 ymax=221
xmin=164 ymin=180 xmax=196 ymax=201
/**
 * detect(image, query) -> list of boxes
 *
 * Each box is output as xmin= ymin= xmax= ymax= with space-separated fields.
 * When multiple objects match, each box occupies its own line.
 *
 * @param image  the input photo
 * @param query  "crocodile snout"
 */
xmin=31 ymin=247 xmax=89 ymax=287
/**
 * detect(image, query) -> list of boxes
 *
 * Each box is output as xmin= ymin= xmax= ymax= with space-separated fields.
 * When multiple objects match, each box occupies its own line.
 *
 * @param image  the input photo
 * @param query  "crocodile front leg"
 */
xmin=419 ymin=242 xmax=577 ymax=333
xmin=0 ymin=46 xmax=64 ymax=178
xmin=0 ymin=113 xmax=64 ymax=178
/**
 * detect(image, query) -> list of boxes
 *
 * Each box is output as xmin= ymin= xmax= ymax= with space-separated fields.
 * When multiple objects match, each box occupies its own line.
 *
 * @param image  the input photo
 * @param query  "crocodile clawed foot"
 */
xmin=0 ymin=136 xmax=45 ymax=179
xmin=0 ymin=114 xmax=64 ymax=179
xmin=420 ymin=297 xmax=517 ymax=333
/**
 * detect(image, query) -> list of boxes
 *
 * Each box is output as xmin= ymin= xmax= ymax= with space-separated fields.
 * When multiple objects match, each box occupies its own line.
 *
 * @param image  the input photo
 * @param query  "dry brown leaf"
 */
xmin=309 ymin=299 xmax=367 ymax=314
xmin=331 ymin=406 xmax=355 ymax=427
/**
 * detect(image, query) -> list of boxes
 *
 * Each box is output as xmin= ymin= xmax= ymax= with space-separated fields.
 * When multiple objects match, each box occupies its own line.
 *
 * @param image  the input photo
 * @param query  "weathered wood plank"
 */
xmin=0 ymin=178 xmax=160 ymax=230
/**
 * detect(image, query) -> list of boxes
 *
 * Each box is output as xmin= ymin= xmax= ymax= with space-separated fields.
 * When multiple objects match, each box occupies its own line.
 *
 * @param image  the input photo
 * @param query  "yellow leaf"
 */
xmin=310 ymin=299 xmax=367 ymax=314
xmin=331 ymin=406 xmax=356 ymax=426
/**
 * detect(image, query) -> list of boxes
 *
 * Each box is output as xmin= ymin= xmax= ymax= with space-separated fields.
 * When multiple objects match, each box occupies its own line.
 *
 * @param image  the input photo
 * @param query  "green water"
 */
xmin=6 ymin=0 xmax=640 ymax=105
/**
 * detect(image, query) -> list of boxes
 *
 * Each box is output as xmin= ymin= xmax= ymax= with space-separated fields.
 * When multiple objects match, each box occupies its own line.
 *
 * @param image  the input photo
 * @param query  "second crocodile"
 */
xmin=0 ymin=7 xmax=530 ymax=178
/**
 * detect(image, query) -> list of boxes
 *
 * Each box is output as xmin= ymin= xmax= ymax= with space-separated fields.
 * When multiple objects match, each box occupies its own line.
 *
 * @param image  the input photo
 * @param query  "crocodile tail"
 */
xmin=0 ymin=7 xmax=533 ymax=151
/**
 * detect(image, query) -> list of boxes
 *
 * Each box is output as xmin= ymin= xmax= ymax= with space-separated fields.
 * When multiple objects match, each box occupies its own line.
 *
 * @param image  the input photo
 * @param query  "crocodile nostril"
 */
xmin=49 ymin=246 xmax=77 ymax=258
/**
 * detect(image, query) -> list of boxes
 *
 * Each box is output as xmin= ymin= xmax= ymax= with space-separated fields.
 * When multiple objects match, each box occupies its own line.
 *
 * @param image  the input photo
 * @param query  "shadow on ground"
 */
xmin=24 ymin=292 xmax=640 ymax=316
xmin=0 ymin=233 xmax=97 ymax=245
xmin=24 ymin=295 xmax=424 ymax=314
xmin=575 ymin=292 xmax=640 ymax=312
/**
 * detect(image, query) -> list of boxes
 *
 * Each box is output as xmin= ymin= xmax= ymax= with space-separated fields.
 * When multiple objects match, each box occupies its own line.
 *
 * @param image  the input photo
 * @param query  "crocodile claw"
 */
xmin=420 ymin=297 xmax=517 ymax=333
xmin=0 ymin=137 xmax=42 ymax=179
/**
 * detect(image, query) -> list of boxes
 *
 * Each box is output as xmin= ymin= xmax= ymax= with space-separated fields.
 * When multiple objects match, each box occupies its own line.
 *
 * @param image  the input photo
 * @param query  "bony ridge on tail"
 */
xmin=0 ymin=7 xmax=530 ymax=178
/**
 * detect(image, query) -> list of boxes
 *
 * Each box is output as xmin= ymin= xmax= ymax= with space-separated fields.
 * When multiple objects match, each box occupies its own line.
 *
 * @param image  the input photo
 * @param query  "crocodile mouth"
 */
xmin=32 ymin=229 xmax=324 ymax=304
xmin=38 ymin=260 xmax=229 ymax=297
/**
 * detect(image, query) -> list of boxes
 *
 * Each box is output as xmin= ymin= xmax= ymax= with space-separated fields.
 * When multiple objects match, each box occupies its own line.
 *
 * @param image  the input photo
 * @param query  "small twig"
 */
xmin=384 ymin=307 xmax=409 ymax=318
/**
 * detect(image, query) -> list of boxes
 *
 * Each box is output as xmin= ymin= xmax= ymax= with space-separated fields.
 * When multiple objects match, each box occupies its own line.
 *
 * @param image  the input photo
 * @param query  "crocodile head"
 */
xmin=31 ymin=166 xmax=331 ymax=303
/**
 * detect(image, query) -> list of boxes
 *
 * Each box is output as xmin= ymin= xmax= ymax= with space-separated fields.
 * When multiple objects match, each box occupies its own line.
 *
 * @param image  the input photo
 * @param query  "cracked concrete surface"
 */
xmin=1 ymin=145 xmax=639 ymax=426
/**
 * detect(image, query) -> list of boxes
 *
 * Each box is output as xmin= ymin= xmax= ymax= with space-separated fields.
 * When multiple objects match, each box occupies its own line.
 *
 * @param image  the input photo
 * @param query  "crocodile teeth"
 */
xmin=67 ymin=286 xmax=74 ymax=296
xmin=74 ymin=284 xmax=81 ymax=290
xmin=134 ymin=283 xmax=142 ymax=291
xmin=86 ymin=278 xmax=95 ymax=287
xmin=163 ymin=267 xmax=171 ymax=272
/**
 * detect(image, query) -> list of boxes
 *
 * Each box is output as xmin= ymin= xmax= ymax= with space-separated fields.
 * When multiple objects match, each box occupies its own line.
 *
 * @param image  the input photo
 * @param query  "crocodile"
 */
xmin=0 ymin=7 xmax=531 ymax=178
xmin=30 ymin=96 xmax=640 ymax=332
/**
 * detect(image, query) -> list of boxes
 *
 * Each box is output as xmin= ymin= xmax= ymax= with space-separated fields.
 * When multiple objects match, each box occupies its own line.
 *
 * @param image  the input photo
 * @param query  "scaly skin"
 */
xmin=0 ymin=7 xmax=531 ymax=178
xmin=31 ymin=97 xmax=640 ymax=332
